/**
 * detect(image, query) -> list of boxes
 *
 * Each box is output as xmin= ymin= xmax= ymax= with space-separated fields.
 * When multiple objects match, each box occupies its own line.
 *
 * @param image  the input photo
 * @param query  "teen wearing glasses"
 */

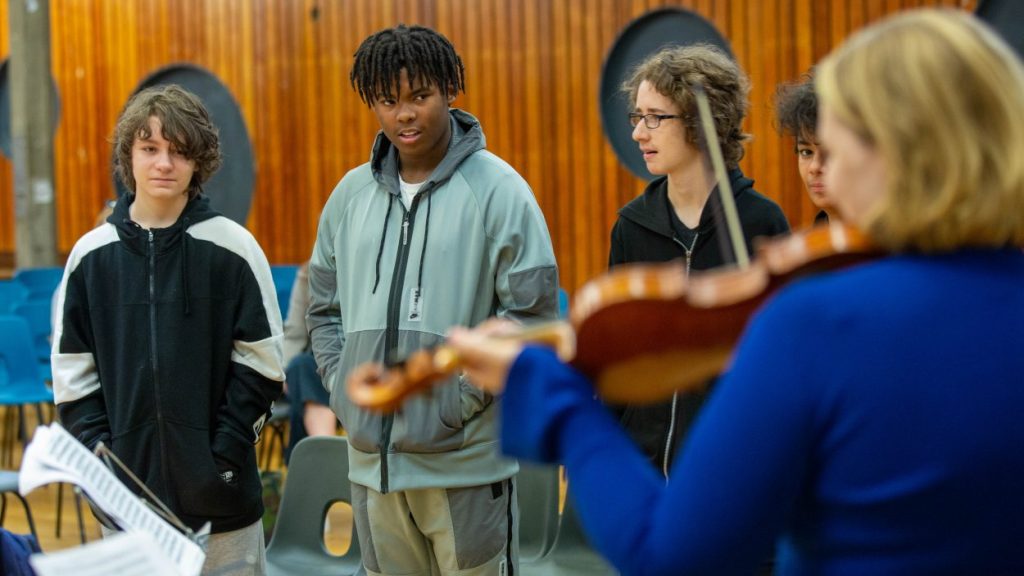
xmin=608 ymin=44 xmax=789 ymax=478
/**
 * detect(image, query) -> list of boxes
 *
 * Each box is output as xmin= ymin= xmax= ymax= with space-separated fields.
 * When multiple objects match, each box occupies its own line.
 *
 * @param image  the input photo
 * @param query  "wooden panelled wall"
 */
xmin=1 ymin=0 xmax=974 ymax=291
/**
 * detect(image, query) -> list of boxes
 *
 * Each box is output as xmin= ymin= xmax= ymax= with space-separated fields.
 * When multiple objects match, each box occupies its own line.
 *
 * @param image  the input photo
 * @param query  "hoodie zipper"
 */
xmin=380 ymin=194 xmax=422 ymax=494
xmin=146 ymin=230 xmax=173 ymax=496
xmin=673 ymin=232 xmax=699 ymax=276
xmin=663 ymin=232 xmax=699 ymax=477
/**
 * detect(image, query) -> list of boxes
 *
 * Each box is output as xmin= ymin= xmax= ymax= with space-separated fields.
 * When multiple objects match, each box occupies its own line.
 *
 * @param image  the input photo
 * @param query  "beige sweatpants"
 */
xmin=351 ymin=478 xmax=519 ymax=576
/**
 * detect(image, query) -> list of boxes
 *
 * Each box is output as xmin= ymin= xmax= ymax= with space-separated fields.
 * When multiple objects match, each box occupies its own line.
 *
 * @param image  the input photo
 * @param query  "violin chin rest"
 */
xmin=592 ymin=348 xmax=731 ymax=405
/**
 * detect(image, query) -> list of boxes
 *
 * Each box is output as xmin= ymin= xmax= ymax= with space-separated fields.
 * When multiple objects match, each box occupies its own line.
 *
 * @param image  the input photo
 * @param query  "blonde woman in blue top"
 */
xmin=440 ymin=10 xmax=1024 ymax=575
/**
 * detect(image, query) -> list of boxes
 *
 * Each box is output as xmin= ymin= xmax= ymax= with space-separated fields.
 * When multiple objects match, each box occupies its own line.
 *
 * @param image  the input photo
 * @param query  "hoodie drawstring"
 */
xmin=181 ymin=217 xmax=192 ymax=315
xmin=416 ymin=192 xmax=432 ymax=297
xmin=372 ymin=195 xmax=394 ymax=294
xmin=370 ymin=190 xmax=431 ymax=299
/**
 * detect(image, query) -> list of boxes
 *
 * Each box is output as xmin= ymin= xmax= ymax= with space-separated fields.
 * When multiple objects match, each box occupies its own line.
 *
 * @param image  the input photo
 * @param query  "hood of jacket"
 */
xmin=110 ymin=193 xmax=221 ymax=254
xmin=617 ymin=168 xmax=756 ymax=238
xmin=369 ymin=108 xmax=486 ymax=196
xmin=110 ymin=193 xmax=222 ymax=315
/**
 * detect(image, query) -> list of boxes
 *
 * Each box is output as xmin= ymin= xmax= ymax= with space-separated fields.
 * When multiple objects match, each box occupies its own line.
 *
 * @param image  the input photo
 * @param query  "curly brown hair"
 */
xmin=621 ymin=44 xmax=750 ymax=168
xmin=112 ymin=84 xmax=222 ymax=199
xmin=774 ymin=72 xmax=817 ymax=142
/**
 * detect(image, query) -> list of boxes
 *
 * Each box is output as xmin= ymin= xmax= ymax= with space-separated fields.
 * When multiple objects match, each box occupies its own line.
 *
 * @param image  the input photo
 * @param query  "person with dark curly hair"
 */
xmin=309 ymin=25 xmax=558 ymax=576
xmin=53 ymin=84 xmax=284 ymax=575
xmin=608 ymin=44 xmax=789 ymax=477
xmin=775 ymin=72 xmax=838 ymax=223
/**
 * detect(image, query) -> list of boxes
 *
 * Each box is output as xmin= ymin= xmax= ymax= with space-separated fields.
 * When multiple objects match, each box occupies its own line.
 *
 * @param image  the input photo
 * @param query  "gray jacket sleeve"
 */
xmin=281 ymin=263 xmax=311 ymax=367
xmin=489 ymin=176 xmax=560 ymax=324
xmin=307 ymin=198 xmax=345 ymax=394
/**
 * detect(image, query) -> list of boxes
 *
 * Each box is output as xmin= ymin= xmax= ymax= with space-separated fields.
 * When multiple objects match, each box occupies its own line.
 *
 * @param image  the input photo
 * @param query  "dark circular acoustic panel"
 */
xmin=600 ymin=8 xmax=734 ymax=181
xmin=116 ymin=64 xmax=255 ymax=225
xmin=0 ymin=59 xmax=62 ymax=159
xmin=975 ymin=0 xmax=1024 ymax=59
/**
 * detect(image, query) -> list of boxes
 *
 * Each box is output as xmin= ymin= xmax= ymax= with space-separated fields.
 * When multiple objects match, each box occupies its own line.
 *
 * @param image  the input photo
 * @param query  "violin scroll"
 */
xmin=347 ymin=322 xmax=576 ymax=412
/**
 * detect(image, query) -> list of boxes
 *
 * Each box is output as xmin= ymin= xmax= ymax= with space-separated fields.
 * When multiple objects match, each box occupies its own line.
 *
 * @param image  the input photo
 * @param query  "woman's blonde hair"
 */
xmin=816 ymin=9 xmax=1024 ymax=251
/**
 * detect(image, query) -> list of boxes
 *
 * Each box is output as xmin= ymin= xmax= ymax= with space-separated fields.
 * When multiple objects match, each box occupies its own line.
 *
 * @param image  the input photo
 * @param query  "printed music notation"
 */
xmin=19 ymin=423 xmax=205 ymax=576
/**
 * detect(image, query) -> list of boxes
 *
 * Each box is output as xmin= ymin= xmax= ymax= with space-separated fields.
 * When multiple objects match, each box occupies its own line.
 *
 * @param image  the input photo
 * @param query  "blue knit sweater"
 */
xmin=502 ymin=248 xmax=1024 ymax=575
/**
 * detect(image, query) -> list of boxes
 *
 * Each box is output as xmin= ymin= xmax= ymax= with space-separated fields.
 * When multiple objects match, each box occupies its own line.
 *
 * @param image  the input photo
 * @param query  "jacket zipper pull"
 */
xmin=402 ymin=217 xmax=409 ymax=246
xmin=684 ymin=232 xmax=698 ymax=276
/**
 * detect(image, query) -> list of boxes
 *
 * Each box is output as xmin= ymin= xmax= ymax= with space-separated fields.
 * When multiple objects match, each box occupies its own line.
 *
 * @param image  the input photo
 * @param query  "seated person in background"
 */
xmin=774 ymin=72 xmax=839 ymax=223
xmin=439 ymin=9 xmax=1024 ymax=575
xmin=281 ymin=262 xmax=336 ymax=462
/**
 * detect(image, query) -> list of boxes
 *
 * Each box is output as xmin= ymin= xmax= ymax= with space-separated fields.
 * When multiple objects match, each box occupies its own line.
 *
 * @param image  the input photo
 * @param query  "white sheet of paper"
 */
xmin=19 ymin=424 xmax=205 ymax=576
xmin=30 ymin=531 xmax=181 ymax=576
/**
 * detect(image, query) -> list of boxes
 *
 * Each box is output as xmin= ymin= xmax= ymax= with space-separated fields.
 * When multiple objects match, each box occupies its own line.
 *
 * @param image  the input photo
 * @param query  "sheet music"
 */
xmin=19 ymin=423 xmax=205 ymax=576
xmin=30 ymin=531 xmax=181 ymax=576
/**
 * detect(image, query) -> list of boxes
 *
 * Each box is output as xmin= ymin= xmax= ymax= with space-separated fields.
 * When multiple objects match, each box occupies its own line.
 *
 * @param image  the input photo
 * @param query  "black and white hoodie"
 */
xmin=52 ymin=194 xmax=284 ymax=534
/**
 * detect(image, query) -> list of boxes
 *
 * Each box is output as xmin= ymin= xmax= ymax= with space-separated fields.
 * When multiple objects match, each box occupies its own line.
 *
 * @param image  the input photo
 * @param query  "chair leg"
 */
xmin=13 ymin=492 xmax=39 ymax=543
xmin=266 ymin=427 xmax=280 ymax=470
xmin=56 ymin=482 xmax=64 ymax=538
xmin=0 ymin=492 xmax=39 ymax=543
xmin=17 ymin=405 xmax=26 ymax=445
xmin=1 ymin=409 xmax=10 ymax=468
xmin=74 ymin=486 xmax=87 ymax=544
xmin=17 ymin=405 xmax=34 ymax=463
xmin=4 ymin=408 xmax=16 ymax=468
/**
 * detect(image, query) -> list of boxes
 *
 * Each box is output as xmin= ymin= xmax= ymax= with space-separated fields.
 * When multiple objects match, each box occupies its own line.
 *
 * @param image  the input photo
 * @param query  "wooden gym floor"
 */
xmin=0 ymin=406 xmax=353 ymax=556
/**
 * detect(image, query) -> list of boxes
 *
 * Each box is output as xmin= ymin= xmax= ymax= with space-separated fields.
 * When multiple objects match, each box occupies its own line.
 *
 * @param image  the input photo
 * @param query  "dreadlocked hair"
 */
xmin=350 ymin=24 xmax=466 ymax=106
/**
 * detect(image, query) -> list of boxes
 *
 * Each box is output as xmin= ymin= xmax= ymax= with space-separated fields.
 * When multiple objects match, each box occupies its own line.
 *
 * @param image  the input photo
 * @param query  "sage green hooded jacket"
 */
xmin=308 ymin=109 xmax=559 ymax=493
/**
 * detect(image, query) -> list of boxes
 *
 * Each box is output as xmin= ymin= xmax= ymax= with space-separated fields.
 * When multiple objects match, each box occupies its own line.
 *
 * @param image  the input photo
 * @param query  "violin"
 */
xmin=347 ymin=222 xmax=880 ymax=412
xmin=347 ymin=85 xmax=880 ymax=412
xmin=346 ymin=322 xmax=576 ymax=413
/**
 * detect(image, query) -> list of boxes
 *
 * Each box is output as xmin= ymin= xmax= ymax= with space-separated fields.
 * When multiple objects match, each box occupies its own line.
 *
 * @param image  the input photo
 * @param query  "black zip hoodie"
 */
xmin=608 ymin=169 xmax=789 ymax=475
xmin=53 ymin=194 xmax=284 ymax=533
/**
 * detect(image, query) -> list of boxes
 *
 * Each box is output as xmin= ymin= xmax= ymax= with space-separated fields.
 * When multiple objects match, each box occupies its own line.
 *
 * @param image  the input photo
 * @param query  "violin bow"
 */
xmin=692 ymin=83 xmax=750 ymax=269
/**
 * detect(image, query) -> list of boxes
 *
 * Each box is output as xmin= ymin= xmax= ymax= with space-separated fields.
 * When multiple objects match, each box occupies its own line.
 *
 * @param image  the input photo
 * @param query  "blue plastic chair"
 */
xmin=13 ymin=268 xmax=63 ymax=301
xmin=266 ymin=435 xmax=362 ymax=575
xmin=12 ymin=301 xmax=53 ymax=382
xmin=0 ymin=315 xmax=54 ymax=468
xmin=271 ymin=265 xmax=299 ymax=320
xmin=0 ymin=281 xmax=29 ymax=314
xmin=558 ymin=288 xmax=570 ymax=319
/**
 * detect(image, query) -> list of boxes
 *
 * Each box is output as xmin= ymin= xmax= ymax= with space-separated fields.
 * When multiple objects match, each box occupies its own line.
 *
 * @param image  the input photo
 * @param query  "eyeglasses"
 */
xmin=628 ymin=113 xmax=683 ymax=130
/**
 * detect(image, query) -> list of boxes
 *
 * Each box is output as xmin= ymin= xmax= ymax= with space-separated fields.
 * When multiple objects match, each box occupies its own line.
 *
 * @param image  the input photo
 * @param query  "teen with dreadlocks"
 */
xmin=310 ymin=24 xmax=558 ymax=576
